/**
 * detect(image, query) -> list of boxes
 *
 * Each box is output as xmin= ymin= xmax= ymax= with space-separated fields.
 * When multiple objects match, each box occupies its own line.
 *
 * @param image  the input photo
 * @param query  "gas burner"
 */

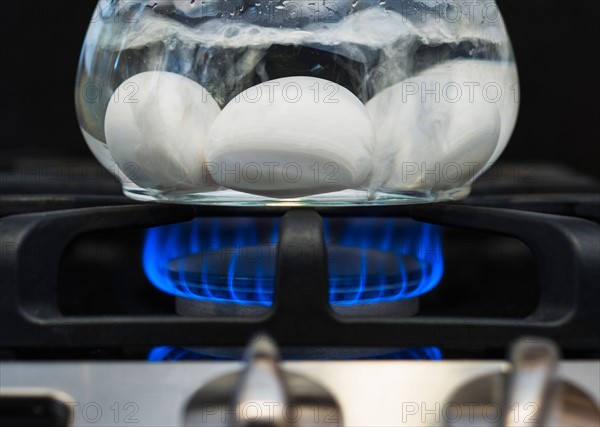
xmin=0 ymin=162 xmax=599 ymax=426
xmin=0 ymin=163 xmax=599 ymax=354
xmin=146 ymin=217 xmax=442 ymax=318
xmin=1 ymin=201 xmax=598 ymax=352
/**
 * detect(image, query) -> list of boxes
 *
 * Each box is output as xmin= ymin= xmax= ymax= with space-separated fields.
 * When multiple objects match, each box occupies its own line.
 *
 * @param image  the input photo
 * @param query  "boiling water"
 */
xmin=76 ymin=0 xmax=519 ymax=203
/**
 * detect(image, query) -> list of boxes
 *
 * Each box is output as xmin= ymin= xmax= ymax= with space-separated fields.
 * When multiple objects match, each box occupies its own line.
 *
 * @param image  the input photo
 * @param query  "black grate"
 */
xmin=1 ymin=200 xmax=598 ymax=354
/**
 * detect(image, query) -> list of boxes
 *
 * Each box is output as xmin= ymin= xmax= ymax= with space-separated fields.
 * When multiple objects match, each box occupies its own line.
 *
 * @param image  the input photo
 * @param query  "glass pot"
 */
xmin=76 ymin=0 xmax=519 ymax=206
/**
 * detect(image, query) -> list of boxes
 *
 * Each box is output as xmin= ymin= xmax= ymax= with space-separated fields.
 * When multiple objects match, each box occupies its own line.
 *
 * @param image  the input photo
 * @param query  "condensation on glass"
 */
xmin=76 ymin=0 xmax=519 ymax=206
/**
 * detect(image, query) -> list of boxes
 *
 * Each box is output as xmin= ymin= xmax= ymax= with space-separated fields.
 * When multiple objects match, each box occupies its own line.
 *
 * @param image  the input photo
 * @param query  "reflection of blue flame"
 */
xmin=371 ymin=347 xmax=443 ymax=360
xmin=143 ymin=218 xmax=443 ymax=306
xmin=147 ymin=346 xmax=443 ymax=361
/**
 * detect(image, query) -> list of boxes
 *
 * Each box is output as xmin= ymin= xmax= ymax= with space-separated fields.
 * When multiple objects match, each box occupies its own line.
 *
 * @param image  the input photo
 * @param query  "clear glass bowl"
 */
xmin=76 ymin=0 xmax=519 ymax=206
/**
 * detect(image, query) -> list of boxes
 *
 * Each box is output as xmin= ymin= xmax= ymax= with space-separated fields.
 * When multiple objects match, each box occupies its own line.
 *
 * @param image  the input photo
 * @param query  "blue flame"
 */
xmin=143 ymin=217 xmax=443 ymax=306
xmin=147 ymin=346 xmax=443 ymax=361
xmin=325 ymin=218 xmax=444 ymax=304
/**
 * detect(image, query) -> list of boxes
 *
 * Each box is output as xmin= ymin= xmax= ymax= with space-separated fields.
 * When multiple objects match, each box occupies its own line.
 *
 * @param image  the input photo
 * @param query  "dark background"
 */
xmin=1 ymin=0 xmax=599 ymax=178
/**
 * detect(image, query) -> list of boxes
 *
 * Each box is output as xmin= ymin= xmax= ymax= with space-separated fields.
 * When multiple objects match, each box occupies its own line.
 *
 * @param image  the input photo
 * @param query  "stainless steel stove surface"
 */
xmin=1 ymin=161 xmax=599 ymax=426
xmin=2 ymin=341 xmax=599 ymax=426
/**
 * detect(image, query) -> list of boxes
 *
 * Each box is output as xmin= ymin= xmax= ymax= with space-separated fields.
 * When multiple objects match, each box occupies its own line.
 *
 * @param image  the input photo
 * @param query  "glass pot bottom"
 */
xmin=123 ymin=186 xmax=472 ymax=206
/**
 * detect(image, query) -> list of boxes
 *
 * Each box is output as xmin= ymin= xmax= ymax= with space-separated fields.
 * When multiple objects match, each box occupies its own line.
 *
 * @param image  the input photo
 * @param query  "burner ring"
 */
xmin=176 ymin=296 xmax=419 ymax=318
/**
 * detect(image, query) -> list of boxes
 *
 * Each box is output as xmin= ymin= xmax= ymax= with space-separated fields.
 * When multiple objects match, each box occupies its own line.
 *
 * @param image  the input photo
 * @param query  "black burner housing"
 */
xmin=1 ymin=162 xmax=599 ymax=360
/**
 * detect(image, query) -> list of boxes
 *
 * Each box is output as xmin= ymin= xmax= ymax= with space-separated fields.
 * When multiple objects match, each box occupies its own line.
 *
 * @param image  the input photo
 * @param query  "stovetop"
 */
xmin=1 ymin=159 xmax=599 ymax=426
xmin=1 ymin=160 xmax=599 ymax=357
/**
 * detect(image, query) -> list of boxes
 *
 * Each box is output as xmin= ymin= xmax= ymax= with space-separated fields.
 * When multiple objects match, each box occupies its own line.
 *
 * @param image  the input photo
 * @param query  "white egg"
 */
xmin=420 ymin=60 xmax=520 ymax=170
xmin=366 ymin=61 xmax=502 ymax=192
xmin=105 ymin=71 xmax=221 ymax=192
xmin=206 ymin=76 xmax=375 ymax=198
